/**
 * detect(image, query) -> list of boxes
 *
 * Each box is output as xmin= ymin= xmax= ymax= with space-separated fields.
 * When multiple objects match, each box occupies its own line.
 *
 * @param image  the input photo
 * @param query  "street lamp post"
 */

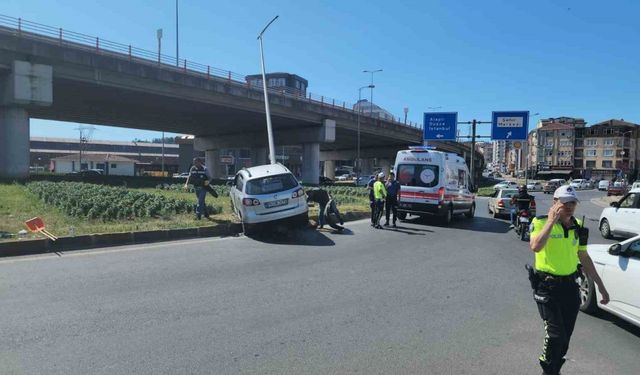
xmin=403 ymin=107 xmax=409 ymax=125
xmin=524 ymin=112 xmax=540 ymax=186
xmin=363 ymin=69 xmax=382 ymax=117
xmin=356 ymin=84 xmax=375 ymax=183
xmin=156 ymin=28 xmax=163 ymax=64
xmin=257 ymin=15 xmax=279 ymax=165
xmin=175 ymin=0 xmax=179 ymax=67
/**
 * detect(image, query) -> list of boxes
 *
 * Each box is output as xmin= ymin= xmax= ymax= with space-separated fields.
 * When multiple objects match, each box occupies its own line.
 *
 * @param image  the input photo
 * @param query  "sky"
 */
xmin=5 ymin=0 xmax=640 ymax=141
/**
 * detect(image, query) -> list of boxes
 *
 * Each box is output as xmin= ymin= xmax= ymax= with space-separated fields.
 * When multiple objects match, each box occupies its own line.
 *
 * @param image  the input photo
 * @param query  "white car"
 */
xmin=632 ymin=181 xmax=640 ymax=190
xmin=526 ymin=181 xmax=543 ymax=191
xmin=336 ymin=174 xmax=350 ymax=181
xmin=570 ymin=179 xmax=589 ymax=189
xmin=229 ymin=164 xmax=308 ymax=232
xmin=599 ymin=188 xmax=640 ymax=239
xmin=493 ymin=181 xmax=518 ymax=190
xmin=579 ymin=235 xmax=640 ymax=327
xmin=598 ymin=180 xmax=610 ymax=191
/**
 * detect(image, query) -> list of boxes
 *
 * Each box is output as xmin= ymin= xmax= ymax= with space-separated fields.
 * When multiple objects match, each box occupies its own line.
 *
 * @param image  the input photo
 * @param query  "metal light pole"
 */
xmin=356 ymin=84 xmax=374 ymax=183
xmin=524 ymin=112 xmax=539 ymax=186
xmin=257 ymin=15 xmax=279 ymax=165
xmin=403 ymin=107 xmax=409 ymax=124
xmin=363 ymin=69 xmax=382 ymax=116
xmin=156 ymin=28 xmax=163 ymax=64
xmin=175 ymin=0 xmax=179 ymax=66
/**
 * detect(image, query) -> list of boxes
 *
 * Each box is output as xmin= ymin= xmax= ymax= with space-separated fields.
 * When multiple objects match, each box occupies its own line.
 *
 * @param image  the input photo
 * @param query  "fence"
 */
xmin=0 ymin=14 xmax=422 ymax=129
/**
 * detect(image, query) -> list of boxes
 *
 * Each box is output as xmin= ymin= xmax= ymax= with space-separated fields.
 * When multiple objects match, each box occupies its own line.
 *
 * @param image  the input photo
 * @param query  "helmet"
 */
xmin=378 ymin=172 xmax=385 ymax=178
xmin=518 ymin=184 xmax=528 ymax=193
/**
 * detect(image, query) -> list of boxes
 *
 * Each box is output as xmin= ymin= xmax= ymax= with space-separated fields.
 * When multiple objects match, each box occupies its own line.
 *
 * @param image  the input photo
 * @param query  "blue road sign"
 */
xmin=424 ymin=112 xmax=457 ymax=141
xmin=491 ymin=111 xmax=529 ymax=140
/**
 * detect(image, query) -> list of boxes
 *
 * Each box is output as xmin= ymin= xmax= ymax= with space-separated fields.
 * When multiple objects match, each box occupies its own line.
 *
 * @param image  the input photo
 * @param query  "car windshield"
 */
xmin=397 ymin=164 xmax=439 ymax=188
xmin=245 ymin=173 xmax=299 ymax=195
xmin=501 ymin=190 xmax=518 ymax=198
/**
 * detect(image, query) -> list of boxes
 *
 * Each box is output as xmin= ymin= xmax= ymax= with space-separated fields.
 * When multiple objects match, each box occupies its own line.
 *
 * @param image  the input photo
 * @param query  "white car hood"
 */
xmin=586 ymin=244 xmax=611 ymax=264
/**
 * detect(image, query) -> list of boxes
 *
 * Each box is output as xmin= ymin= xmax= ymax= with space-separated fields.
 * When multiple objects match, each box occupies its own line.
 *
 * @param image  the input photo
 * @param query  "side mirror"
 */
xmin=609 ymin=202 xmax=619 ymax=208
xmin=608 ymin=243 xmax=630 ymax=257
xmin=608 ymin=243 xmax=622 ymax=256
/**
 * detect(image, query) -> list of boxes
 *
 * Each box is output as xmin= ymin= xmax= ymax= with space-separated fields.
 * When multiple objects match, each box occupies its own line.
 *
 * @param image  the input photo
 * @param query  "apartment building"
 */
xmin=528 ymin=117 xmax=586 ymax=173
xmin=574 ymin=119 xmax=639 ymax=180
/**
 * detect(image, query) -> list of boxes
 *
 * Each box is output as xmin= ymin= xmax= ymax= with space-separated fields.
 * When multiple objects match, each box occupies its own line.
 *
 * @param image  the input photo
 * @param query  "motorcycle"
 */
xmin=514 ymin=209 xmax=531 ymax=241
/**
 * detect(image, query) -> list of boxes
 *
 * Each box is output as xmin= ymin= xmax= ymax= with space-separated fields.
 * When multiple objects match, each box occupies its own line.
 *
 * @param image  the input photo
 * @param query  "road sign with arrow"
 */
xmin=491 ymin=111 xmax=529 ymax=140
xmin=423 ymin=112 xmax=457 ymax=141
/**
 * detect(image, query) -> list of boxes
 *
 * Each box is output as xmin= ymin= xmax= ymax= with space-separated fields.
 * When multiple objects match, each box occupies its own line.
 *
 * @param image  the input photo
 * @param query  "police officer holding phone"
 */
xmin=529 ymin=185 xmax=610 ymax=375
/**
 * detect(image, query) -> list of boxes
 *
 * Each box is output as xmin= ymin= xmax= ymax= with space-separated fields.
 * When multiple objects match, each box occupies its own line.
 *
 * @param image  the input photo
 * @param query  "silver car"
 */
xmin=229 ymin=164 xmax=308 ymax=232
xmin=487 ymin=188 xmax=518 ymax=218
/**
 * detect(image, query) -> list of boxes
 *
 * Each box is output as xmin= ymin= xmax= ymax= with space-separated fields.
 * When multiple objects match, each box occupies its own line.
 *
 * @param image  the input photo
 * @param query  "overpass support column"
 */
xmin=250 ymin=147 xmax=267 ymax=167
xmin=204 ymin=149 xmax=226 ymax=180
xmin=360 ymin=158 xmax=374 ymax=177
xmin=378 ymin=158 xmax=392 ymax=177
xmin=0 ymin=60 xmax=52 ymax=179
xmin=0 ymin=107 xmax=30 ymax=179
xmin=323 ymin=160 xmax=335 ymax=179
xmin=301 ymin=142 xmax=320 ymax=185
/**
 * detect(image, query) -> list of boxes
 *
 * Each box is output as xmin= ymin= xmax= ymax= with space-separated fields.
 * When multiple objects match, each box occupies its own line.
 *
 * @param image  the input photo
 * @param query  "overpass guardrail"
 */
xmin=0 ymin=14 xmax=423 ymax=130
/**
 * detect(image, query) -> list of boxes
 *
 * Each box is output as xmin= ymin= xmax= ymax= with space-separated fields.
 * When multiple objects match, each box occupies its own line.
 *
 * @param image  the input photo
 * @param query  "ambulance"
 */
xmin=393 ymin=146 xmax=476 ymax=225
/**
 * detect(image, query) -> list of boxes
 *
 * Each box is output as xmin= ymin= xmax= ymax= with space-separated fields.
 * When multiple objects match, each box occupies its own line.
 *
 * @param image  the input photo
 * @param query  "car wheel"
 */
xmin=465 ymin=204 xmax=475 ymax=219
xmin=579 ymin=274 xmax=598 ymax=314
xmin=600 ymin=219 xmax=612 ymax=239
xmin=397 ymin=212 xmax=407 ymax=221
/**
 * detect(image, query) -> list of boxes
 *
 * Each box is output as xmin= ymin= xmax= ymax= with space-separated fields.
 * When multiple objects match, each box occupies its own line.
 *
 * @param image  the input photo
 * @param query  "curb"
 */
xmin=0 ymin=212 xmax=368 ymax=258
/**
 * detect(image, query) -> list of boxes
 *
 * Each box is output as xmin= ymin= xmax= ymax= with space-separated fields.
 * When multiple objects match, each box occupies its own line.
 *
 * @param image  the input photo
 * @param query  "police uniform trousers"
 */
xmin=534 ymin=274 xmax=580 ymax=375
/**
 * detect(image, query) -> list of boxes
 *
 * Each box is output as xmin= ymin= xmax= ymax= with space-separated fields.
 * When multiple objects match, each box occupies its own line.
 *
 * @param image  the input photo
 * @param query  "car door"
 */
xmin=613 ymin=193 xmax=639 ymax=235
xmin=600 ymin=239 xmax=640 ymax=321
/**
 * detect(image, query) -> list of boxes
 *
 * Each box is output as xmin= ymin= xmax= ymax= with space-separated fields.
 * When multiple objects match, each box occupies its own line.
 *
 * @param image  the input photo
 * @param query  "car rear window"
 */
xmin=246 ymin=173 xmax=298 ymax=195
xmin=397 ymin=164 xmax=439 ymax=188
xmin=501 ymin=190 xmax=518 ymax=198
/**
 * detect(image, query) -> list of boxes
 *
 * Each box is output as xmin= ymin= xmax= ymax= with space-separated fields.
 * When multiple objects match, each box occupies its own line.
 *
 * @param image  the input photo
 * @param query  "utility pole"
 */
xmin=456 ymin=120 xmax=491 ymax=190
xmin=161 ymin=131 xmax=165 ymax=175
xmin=157 ymin=28 xmax=163 ymax=64
xmin=363 ymin=69 xmax=382 ymax=117
xmin=176 ymin=0 xmax=179 ymax=66
xmin=257 ymin=15 xmax=279 ymax=165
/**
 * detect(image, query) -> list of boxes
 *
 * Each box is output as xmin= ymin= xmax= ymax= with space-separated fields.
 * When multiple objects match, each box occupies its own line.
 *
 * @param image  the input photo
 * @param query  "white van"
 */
xmin=393 ymin=147 xmax=475 ymax=225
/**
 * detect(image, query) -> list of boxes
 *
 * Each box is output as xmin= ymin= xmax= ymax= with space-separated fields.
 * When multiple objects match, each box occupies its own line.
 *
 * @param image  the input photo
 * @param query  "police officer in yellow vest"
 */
xmin=529 ymin=185 xmax=609 ymax=375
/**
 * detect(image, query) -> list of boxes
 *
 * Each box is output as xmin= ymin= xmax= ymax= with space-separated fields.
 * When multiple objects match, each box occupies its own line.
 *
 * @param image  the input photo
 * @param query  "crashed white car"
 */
xmin=579 ymin=235 xmax=640 ymax=327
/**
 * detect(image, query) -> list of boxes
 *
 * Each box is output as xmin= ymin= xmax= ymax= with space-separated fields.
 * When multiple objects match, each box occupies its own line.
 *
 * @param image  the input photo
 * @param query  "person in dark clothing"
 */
xmin=384 ymin=172 xmax=401 ymax=227
xmin=184 ymin=157 xmax=214 ymax=220
xmin=367 ymin=175 xmax=376 ymax=226
xmin=306 ymin=188 xmax=331 ymax=229
xmin=510 ymin=184 xmax=535 ymax=228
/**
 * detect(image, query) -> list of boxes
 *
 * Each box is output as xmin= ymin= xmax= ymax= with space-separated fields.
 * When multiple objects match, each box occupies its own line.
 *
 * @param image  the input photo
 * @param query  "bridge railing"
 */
xmin=0 ymin=14 xmax=423 ymax=130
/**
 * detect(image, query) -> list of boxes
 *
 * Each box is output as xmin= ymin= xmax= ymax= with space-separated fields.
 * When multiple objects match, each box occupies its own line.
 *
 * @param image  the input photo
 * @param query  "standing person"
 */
xmin=384 ymin=172 xmax=401 ymax=228
xmin=372 ymin=172 xmax=387 ymax=229
xmin=306 ymin=188 xmax=331 ymax=229
xmin=529 ymin=185 xmax=609 ymax=375
xmin=367 ymin=174 xmax=377 ymax=226
xmin=184 ymin=157 xmax=212 ymax=220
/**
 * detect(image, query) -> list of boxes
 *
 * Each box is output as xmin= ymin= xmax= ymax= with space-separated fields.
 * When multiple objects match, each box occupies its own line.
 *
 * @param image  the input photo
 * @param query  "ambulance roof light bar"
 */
xmin=408 ymin=145 xmax=436 ymax=152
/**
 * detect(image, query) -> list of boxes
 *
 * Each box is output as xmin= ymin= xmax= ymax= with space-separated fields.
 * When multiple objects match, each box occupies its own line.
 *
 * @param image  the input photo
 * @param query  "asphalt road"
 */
xmin=1 ymin=188 xmax=638 ymax=375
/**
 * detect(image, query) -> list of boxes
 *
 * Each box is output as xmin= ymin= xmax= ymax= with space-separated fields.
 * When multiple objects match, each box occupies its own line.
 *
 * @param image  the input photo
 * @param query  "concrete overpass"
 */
xmin=0 ymin=15 xmax=482 ymax=183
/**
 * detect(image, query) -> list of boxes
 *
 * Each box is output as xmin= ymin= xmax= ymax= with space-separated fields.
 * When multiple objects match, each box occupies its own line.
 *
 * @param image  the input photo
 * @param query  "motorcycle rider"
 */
xmin=510 ymin=184 xmax=535 ymax=229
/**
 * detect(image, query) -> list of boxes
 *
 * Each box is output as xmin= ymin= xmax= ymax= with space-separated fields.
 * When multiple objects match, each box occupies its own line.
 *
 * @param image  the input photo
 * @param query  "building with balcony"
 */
xmin=574 ymin=119 xmax=639 ymax=181
xmin=528 ymin=117 xmax=586 ymax=177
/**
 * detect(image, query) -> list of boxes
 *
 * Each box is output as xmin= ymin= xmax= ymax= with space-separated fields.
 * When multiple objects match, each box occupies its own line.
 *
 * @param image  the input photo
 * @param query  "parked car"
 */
xmin=543 ymin=180 xmax=561 ymax=194
xmin=598 ymin=180 xmax=611 ymax=191
xmin=526 ymin=181 xmax=543 ymax=191
xmin=229 ymin=164 xmax=308 ymax=233
xmin=173 ymin=172 xmax=190 ymax=179
xmin=487 ymin=188 xmax=518 ymax=218
xmin=319 ymin=176 xmax=334 ymax=185
xmin=570 ymin=179 xmax=589 ymax=189
xmin=579 ymin=234 xmax=640 ymax=327
xmin=336 ymin=174 xmax=351 ymax=181
xmin=607 ymin=181 xmax=627 ymax=196
xmin=493 ymin=181 xmax=518 ymax=190
xmin=599 ymin=188 xmax=640 ymax=239
xmin=354 ymin=175 xmax=373 ymax=187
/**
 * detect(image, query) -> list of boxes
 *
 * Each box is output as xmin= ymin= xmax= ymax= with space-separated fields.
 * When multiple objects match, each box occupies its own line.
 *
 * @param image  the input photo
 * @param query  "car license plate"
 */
xmin=265 ymin=199 xmax=288 ymax=208
xmin=519 ymin=217 xmax=529 ymax=223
